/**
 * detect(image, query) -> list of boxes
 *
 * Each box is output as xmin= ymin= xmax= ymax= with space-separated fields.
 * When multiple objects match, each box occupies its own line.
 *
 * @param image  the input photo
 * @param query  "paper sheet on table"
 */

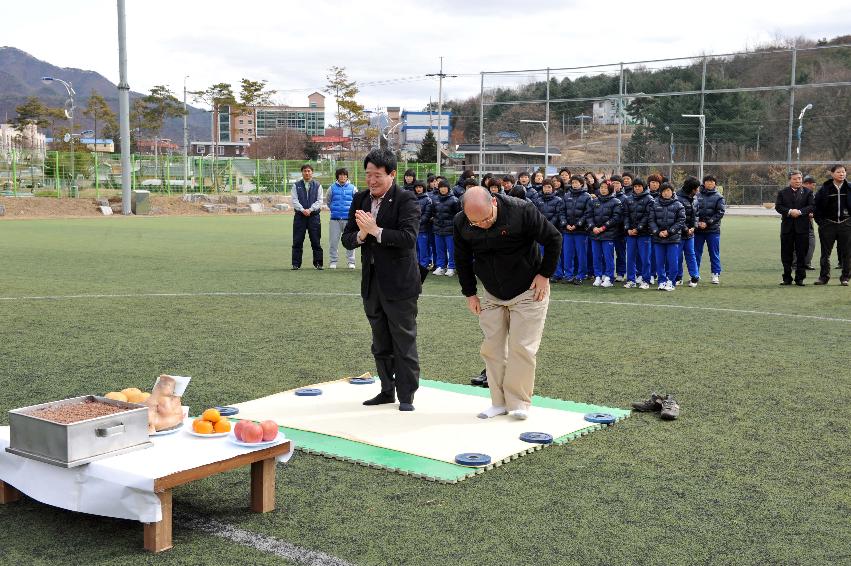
xmin=0 ymin=418 xmax=293 ymax=523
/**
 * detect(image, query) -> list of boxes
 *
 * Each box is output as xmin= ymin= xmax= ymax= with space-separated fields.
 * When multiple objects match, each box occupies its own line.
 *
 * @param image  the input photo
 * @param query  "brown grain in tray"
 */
xmin=28 ymin=398 xmax=131 ymax=424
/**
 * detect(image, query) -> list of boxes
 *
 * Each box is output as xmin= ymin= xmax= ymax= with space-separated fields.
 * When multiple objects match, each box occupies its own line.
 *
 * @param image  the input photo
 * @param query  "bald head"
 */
xmin=463 ymin=186 xmax=492 ymax=216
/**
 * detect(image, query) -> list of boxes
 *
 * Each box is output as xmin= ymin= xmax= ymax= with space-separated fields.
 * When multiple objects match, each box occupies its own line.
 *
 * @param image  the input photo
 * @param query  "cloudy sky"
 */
xmin=5 ymin=0 xmax=850 ymax=117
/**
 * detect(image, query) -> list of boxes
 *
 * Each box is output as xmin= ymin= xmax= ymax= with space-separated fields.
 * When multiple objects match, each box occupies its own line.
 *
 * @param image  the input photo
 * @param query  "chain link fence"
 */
xmin=0 ymin=151 xmax=458 ymax=199
xmin=471 ymin=41 xmax=851 ymax=204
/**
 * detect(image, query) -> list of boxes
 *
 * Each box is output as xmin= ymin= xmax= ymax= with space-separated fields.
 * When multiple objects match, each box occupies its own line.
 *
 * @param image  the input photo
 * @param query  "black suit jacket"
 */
xmin=342 ymin=183 xmax=422 ymax=300
xmin=775 ymin=186 xmax=814 ymax=234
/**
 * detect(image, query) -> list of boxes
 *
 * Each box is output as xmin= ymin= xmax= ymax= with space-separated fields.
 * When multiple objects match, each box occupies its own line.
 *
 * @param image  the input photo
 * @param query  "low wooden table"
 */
xmin=1 ymin=440 xmax=291 ymax=553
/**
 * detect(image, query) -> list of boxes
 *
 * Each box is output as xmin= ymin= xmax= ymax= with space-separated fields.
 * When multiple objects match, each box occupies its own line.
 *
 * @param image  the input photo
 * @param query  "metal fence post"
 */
xmin=617 ymin=63 xmax=624 ymax=173
xmin=786 ymin=45 xmax=798 ymax=170
xmin=479 ymin=72 xmax=485 ymax=176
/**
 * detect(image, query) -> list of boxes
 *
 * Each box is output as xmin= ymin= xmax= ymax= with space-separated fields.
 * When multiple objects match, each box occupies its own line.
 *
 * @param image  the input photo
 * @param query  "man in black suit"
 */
xmin=342 ymin=149 xmax=422 ymax=411
xmin=775 ymin=170 xmax=815 ymax=285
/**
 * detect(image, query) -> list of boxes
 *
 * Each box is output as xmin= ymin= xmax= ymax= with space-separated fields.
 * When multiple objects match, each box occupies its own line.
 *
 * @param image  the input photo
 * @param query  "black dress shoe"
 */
xmin=363 ymin=393 xmax=395 ymax=406
xmin=291 ymin=266 xmax=301 ymax=270
xmin=779 ymin=281 xmax=792 ymax=286
xmin=814 ymin=278 xmax=828 ymax=285
xmin=470 ymin=369 xmax=487 ymax=386
xmin=399 ymin=402 xmax=415 ymax=411
xmin=805 ymin=265 xmax=816 ymax=270
xmin=795 ymin=281 xmax=806 ymax=286
xmin=314 ymin=264 xmax=324 ymax=270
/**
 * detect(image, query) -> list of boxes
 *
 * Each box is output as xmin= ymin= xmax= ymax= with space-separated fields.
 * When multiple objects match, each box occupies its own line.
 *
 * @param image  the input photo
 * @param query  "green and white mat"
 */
xmin=232 ymin=378 xmax=629 ymax=483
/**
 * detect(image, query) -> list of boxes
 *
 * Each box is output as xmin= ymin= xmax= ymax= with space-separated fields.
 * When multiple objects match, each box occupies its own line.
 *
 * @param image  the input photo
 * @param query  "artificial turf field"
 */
xmin=0 ymin=213 xmax=849 ymax=566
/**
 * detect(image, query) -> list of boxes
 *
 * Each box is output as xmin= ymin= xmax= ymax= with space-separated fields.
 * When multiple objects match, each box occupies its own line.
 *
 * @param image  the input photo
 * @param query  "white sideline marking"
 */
xmin=175 ymin=512 xmax=354 ymax=566
xmin=0 ymin=290 xmax=850 ymax=323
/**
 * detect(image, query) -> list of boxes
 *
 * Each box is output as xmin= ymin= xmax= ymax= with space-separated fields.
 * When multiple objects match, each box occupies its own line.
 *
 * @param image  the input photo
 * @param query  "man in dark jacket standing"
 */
xmin=342 ymin=149 xmax=422 ymax=411
xmin=775 ymin=170 xmax=815 ymax=285
xmin=454 ymin=187 xmax=562 ymax=420
xmin=291 ymin=164 xmax=324 ymax=270
xmin=813 ymin=164 xmax=851 ymax=286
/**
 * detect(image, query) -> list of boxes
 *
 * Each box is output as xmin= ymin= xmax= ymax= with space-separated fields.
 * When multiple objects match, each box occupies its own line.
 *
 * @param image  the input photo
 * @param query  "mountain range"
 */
xmin=0 ymin=46 xmax=211 ymax=142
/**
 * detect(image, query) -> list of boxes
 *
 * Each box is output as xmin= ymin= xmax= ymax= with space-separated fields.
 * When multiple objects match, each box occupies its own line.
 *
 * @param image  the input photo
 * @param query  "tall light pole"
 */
xmin=682 ymin=114 xmax=705 ymax=180
xmin=796 ymin=103 xmax=813 ymax=168
xmin=426 ymin=57 xmax=456 ymax=177
xmin=117 ymin=0 xmax=132 ymax=213
xmin=520 ymin=119 xmax=549 ymax=173
xmin=664 ymin=125 xmax=674 ymax=180
xmin=41 ymin=76 xmax=75 ymax=194
xmin=183 ymin=75 xmax=189 ymax=190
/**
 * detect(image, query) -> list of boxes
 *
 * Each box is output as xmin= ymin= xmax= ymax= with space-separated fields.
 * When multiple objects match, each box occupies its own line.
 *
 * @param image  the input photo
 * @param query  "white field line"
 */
xmin=175 ymin=512 xmax=355 ymax=566
xmin=0 ymin=290 xmax=850 ymax=324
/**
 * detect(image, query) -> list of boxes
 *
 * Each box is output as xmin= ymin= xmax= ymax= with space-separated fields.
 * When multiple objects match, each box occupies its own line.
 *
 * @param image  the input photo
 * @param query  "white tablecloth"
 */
xmin=0 ymin=419 xmax=293 ymax=523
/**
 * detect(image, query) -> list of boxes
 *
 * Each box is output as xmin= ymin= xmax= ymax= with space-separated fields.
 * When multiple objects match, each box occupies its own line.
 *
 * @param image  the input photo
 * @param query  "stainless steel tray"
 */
xmin=6 ymin=395 xmax=153 ymax=468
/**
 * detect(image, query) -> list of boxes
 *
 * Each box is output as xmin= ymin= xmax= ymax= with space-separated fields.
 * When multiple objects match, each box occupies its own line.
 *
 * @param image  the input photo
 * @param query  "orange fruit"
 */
xmin=193 ymin=419 xmax=214 ymax=434
xmin=202 ymin=408 xmax=221 ymax=423
xmin=213 ymin=420 xmax=231 ymax=433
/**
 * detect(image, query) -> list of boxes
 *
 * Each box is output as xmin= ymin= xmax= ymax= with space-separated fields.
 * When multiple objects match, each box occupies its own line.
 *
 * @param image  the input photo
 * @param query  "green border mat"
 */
xmin=264 ymin=379 xmax=630 ymax=483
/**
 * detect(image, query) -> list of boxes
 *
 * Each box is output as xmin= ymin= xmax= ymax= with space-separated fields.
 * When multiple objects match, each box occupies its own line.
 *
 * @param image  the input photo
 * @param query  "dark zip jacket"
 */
xmin=585 ymin=193 xmax=623 ymax=241
xmin=454 ymin=194 xmax=561 ymax=300
xmin=695 ymin=187 xmax=726 ymax=233
xmin=623 ymin=191 xmax=654 ymax=236
xmin=650 ymin=196 xmax=686 ymax=244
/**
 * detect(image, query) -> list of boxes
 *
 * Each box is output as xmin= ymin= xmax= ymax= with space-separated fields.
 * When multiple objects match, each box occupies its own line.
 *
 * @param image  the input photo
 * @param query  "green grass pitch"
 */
xmin=0 ymin=214 xmax=849 ymax=565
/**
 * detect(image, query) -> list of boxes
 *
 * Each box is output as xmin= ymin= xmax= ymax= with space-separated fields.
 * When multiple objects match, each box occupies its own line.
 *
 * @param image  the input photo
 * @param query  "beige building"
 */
xmin=213 ymin=93 xmax=326 ymax=145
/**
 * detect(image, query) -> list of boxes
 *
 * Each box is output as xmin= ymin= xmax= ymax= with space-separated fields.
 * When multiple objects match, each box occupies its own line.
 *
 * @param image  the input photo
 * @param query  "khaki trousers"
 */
xmin=478 ymin=288 xmax=550 ymax=411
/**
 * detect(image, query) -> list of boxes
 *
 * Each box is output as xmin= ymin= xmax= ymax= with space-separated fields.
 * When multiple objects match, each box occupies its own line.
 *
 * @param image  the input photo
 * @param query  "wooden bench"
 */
xmin=1 ymin=440 xmax=291 ymax=553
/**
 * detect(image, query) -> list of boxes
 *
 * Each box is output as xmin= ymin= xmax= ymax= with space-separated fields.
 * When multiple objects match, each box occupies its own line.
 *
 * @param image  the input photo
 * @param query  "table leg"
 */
xmin=143 ymin=490 xmax=173 ymax=553
xmin=250 ymin=457 xmax=276 ymax=513
xmin=1 ymin=480 xmax=22 ymax=504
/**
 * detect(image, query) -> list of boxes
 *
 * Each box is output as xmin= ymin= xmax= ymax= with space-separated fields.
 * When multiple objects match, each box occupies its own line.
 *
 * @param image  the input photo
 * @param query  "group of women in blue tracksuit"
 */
xmin=409 ymin=168 xmax=725 ymax=289
xmin=528 ymin=173 xmax=725 ymax=290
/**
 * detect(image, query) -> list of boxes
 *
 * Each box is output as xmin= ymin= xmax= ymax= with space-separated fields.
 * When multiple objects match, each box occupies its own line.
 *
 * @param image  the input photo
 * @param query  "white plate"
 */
xmin=185 ymin=428 xmax=230 ymax=438
xmin=149 ymin=422 xmax=184 ymax=436
xmin=227 ymin=431 xmax=285 ymax=448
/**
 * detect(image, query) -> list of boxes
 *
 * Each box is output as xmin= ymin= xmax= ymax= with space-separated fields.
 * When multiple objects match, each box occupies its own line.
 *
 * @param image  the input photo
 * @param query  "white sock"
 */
xmin=510 ymin=409 xmax=529 ymax=420
xmin=477 ymin=406 xmax=507 ymax=419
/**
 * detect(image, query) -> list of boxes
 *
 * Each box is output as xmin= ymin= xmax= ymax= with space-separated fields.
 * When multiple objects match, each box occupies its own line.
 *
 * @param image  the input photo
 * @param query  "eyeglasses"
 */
xmin=469 ymin=204 xmax=497 ymax=227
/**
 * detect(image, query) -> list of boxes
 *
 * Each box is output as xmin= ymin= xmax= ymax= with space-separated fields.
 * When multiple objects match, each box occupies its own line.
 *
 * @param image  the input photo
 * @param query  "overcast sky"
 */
xmin=5 ymin=0 xmax=850 ymax=118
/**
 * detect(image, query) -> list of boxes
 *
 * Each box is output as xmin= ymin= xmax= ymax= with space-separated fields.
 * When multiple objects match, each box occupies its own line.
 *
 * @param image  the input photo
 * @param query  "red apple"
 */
xmin=259 ymin=420 xmax=278 ymax=442
xmin=234 ymin=419 xmax=252 ymax=441
xmin=241 ymin=422 xmax=263 ymax=444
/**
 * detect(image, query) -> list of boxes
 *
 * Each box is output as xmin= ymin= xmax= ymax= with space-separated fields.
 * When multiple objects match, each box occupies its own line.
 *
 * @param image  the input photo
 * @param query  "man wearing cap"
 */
xmin=454 ymin=186 xmax=562 ymax=420
xmin=775 ymin=170 xmax=814 ymax=285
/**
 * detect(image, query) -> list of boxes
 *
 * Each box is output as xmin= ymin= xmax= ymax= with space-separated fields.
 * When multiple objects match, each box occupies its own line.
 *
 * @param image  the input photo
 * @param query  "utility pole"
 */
xmin=426 ymin=57 xmax=456 ymax=177
xmin=117 ymin=0 xmax=131 ymax=213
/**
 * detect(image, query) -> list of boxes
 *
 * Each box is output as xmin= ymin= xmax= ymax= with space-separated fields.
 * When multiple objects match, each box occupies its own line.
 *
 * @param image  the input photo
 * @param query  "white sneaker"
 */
xmin=665 ymin=281 xmax=675 ymax=291
xmin=592 ymin=276 xmax=602 ymax=287
xmin=650 ymin=276 xmax=657 ymax=285
xmin=636 ymin=276 xmax=644 ymax=285
xmin=614 ymin=275 xmax=624 ymax=282
xmin=658 ymin=283 xmax=666 ymax=291
xmin=623 ymin=281 xmax=636 ymax=289
xmin=675 ymin=279 xmax=682 ymax=286
xmin=639 ymin=282 xmax=650 ymax=289
xmin=688 ymin=278 xmax=698 ymax=287
xmin=445 ymin=268 xmax=455 ymax=276
xmin=433 ymin=267 xmax=446 ymax=276
xmin=711 ymin=273 xmax=720 ymax=284
xmin=348 ymin=262 xmax=356 ymax=269
xmin=329 ymin=263 xmax=337 ymax=269
xmin=601 ymin=277 xmax=613 ymax=288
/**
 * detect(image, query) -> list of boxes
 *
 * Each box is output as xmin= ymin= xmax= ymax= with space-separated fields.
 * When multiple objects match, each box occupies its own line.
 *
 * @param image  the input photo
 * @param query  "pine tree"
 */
xmin=417 ymin=129 xmax=438 ymax=163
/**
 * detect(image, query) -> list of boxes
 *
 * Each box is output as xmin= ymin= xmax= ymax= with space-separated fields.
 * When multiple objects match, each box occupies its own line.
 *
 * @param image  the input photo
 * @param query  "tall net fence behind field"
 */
xmin=472 ymin=43 xmax=851 ymax=203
